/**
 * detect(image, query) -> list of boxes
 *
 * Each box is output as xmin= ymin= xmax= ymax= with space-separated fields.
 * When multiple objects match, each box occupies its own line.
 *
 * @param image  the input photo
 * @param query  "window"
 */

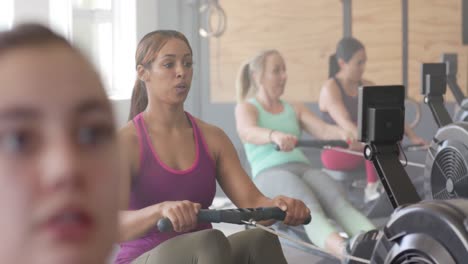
xmin=50 ymin=0 xmax=136 ymax=99
xmin=0 ymin=0 xmax=14 ymax=30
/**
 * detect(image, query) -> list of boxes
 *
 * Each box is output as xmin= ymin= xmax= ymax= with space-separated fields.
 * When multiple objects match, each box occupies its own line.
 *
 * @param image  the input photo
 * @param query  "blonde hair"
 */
xmin=235 ymin=49 xmax=281 ymax=102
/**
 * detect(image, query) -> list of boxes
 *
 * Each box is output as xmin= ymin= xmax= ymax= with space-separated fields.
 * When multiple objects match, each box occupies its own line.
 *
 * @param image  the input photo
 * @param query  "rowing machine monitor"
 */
xmin=358 ymin=85 xmax=421 ymax=209
xmin=442 ymin=53 xmax=468 ymax=122
xmin=421 ymin=63 xmax=452 ymax=127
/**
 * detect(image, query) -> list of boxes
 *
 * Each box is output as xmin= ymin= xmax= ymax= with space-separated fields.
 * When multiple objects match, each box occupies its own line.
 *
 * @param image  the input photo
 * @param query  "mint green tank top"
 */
xmin=244 ymin=98 xmax=310 ymax=178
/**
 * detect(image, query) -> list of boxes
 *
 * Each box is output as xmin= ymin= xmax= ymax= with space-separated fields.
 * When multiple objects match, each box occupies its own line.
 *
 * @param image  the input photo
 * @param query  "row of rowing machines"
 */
xmin=154 ymin=60 xmax=468 ymax=263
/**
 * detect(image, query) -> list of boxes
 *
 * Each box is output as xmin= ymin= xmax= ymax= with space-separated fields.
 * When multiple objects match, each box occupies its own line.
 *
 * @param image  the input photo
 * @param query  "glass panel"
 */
xmin=71 ymin=0 xmax=136 ymax=99
xmin=0 ymin=0 xmax=14 ymax=30
xmin=73 ymin=0 xmax=112 ymax=10
xmin=96 ymin=22 xmax=113 ymax=94
xmin=111 ymin=0 xmax=136 ymax=99
xmin=72 ymin=20 xmax=113 ymax=93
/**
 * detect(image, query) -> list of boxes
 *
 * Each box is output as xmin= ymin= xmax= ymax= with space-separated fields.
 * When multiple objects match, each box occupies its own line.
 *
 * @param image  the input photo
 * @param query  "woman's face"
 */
xmin=258 ymin=53 xmax=287 ymax=99
xmin=0 ymin=44 xmax=120 ymax=264
xmin=143 ymin=38 xmax=193 ymax=106
xmin=340 ymin=48 xmax=367 ymax=82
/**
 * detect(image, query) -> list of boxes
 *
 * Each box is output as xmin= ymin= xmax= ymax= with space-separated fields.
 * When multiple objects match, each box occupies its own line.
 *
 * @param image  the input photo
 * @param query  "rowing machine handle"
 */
xmin=157 ymin=207 xmax=312 ymax=232
xmin=274 ymin=139 xmax=349 ymax=151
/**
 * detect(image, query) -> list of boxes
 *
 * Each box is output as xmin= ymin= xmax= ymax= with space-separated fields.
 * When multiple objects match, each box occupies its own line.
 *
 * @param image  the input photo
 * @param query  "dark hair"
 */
xmin=0 ymin=23 xmax=71 ymax=56
xmin=128 ymin=30 xmax=193 ymax=121
xmin=329 ymin=37 xmax=365 ymax=77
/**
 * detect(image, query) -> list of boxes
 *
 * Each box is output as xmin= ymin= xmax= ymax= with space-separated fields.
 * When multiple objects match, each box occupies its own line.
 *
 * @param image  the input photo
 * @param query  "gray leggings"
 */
xmin=131 ymin=229 xmax=287 ymax=264
xmin=255 ymin=162 xmax=375 ymax=248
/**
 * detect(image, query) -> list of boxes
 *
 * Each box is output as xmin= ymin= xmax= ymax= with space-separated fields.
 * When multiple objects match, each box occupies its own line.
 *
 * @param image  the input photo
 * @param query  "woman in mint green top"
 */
xmin=235 ymin=49 xmax=375 ymax=259
xmin=243 ymin=98 xmax=310 ymax=178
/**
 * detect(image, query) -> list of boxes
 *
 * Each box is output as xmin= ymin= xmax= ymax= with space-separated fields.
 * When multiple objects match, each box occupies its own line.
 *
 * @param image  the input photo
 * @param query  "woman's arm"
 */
xmin=210 ymin=125 xmax=310 ymax=226
xmin=235 ymin=102 xmax=275 ymax=145
xmin=235 ymin=102 xmax=297 ymax=151
xmin=119 ymin=201 xmax=200 ymax=241
xmin=119 ymin=205 xmax=164 ymax=241
xmin=319 ymin=80 xmax=358 ymax=138
xmin=117 ymin=125 xmax=164 ymax=241
xmin=117 ymin=125 xmax=158 ymax=241
xmin=213 ymin=125 xmax=269 ymax=208
xmin=293 ymin=102 xmax=352 ymax=141
xmin=404 ymin=124 xmax=427 ymax=145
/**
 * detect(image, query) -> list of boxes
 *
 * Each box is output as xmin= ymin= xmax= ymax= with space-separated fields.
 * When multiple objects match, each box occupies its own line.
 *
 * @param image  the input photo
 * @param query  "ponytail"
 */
xmin=128 ymin=30 xmax=192 ymax=121
xmin=332 ymin=37 xmax=365 ymax=77
xmin=328 ymin=54 xmax=339 ymax=78
xmin=128 ymin=79 xmax=148 ymax=121
xmin=235 ymin=49 xmax=281 ymax=102
xmin=236 ymin=62 xmax=252 ymax=102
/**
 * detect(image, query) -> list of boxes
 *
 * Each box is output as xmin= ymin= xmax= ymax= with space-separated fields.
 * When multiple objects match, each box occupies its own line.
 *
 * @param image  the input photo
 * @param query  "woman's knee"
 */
xmin=192 ymin=230 xmax=233 ymax=264
xmin=229 ymin=229 xmax=287 ymax=264
xmin=191 ymin=229 xmax=230 ymax=251
xmin=142 ymin=229 xmax=231 ymax=264
xmin=237 ymin=229 xmax=281 ymax=251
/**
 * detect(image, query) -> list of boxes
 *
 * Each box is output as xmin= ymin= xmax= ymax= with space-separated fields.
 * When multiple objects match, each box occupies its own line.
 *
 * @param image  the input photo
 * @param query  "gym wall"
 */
xmin=210 ymin=0 xmax=468 ymax=102
xmin=407 ymin=0 xmax=467 ymax=101
xmin=209 ymin=0 xmax=341 ymax=102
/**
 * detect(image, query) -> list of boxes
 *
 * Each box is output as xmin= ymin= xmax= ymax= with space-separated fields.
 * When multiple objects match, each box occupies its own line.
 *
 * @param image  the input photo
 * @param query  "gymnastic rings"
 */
xmin=199 ymin=0 xmax=227 ymax=38
xmin=405 ymin=98 xmax=422 ymax=129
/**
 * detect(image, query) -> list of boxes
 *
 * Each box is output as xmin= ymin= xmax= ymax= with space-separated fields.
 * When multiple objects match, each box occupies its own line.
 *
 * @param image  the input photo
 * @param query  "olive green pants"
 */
xmin=131 ymin=229 xmax=288 ymax=264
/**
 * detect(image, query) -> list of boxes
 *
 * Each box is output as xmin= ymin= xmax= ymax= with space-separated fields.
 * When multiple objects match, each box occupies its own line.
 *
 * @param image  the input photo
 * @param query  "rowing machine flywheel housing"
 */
xmin=370 ymin=200 xmax=468 ymax=264
xmin=424 ymin=123 xmax=468 ymax=200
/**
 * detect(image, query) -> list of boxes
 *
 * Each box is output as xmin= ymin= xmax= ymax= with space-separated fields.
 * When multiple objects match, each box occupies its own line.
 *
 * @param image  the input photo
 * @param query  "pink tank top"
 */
xmin=115 ymin=112 xmax=217 ymax=264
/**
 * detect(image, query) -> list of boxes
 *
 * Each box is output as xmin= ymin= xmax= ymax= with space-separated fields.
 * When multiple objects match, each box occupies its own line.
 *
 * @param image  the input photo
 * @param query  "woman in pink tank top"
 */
xmin=115 ymin=30 xmax=311 ymax=264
